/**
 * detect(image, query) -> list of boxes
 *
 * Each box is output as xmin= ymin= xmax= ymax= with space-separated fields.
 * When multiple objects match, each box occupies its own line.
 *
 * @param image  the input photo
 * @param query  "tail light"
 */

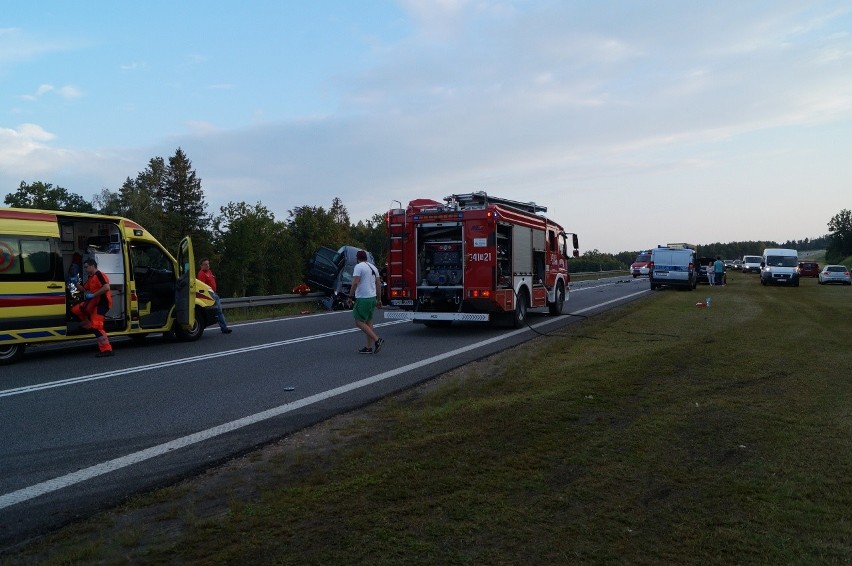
xmin=688 ymin=262 xmax=694 ymax=270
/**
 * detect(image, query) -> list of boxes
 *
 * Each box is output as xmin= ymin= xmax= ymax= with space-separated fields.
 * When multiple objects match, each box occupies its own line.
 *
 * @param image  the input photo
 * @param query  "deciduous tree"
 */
xmin=4 ymin=181 xmax=95 ymax=212
xmin=827 ymin=208 xmax=852 ymax=262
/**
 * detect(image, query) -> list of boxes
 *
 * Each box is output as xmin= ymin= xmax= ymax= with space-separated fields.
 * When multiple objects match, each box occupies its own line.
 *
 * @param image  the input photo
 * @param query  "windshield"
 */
xmin=744 ymin=256 xmax=761 ymax=263
xmin=766 ymin=256 xmax=798 ymax=267
xmin=634 ymin=253 xmax=651 ymax=263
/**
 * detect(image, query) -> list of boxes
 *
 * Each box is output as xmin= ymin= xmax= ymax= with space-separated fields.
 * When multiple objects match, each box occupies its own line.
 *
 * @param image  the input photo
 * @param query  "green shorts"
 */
xmin=352 ymin=297 xmax=376 ymax=322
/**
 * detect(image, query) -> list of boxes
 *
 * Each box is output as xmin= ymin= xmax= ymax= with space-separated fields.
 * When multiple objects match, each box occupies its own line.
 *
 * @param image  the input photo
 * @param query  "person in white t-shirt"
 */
xmin=347 ymin=250 xmax=385 ymax=354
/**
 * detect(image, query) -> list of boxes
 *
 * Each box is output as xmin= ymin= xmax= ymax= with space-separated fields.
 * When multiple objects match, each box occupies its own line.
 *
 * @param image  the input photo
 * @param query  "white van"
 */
xmin=760 ymin=248 xmax=799 ymax=286
xmin=649 ymin=246 xmax=697 ymax=290
xmin=742 ymin=255 xmax=762 ymax=274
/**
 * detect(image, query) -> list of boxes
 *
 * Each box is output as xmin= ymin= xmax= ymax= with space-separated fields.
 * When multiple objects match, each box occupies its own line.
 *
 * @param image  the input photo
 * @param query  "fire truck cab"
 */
xmin=384 ymin=192 xmax=579 ymax=327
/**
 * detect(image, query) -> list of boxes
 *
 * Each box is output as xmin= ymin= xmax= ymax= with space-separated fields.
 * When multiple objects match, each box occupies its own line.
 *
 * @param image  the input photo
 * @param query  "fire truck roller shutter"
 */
xmin=512 ymin=226 xmax=533 ymax=277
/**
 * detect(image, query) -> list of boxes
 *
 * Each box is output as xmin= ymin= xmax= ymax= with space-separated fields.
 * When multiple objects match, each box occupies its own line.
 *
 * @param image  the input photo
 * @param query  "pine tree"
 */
xmin=160 ymin=148 xmax=209 ymax=250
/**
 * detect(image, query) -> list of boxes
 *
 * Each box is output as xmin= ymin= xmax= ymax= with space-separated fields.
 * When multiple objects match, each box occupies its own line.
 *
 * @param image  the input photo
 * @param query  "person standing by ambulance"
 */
xmin=71 ymin=259 xmax=114 ymax=357
xmin=197 ymin=258 xmax=232 ymax=334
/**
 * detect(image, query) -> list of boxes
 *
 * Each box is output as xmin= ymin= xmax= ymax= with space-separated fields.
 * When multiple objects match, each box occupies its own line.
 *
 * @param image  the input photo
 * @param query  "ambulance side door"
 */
xmin=175 ymin=237 xmax=196 ymax=329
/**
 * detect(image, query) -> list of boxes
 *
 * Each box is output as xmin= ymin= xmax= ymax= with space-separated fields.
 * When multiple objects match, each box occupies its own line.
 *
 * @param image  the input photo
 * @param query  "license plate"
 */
xmin=392 ymin=299 xmax=414 ymax=306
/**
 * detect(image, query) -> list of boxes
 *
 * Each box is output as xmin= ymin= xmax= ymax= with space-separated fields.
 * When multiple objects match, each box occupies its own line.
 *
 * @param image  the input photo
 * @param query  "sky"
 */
xmin=2 ymin=1 xmax=851 ymax=254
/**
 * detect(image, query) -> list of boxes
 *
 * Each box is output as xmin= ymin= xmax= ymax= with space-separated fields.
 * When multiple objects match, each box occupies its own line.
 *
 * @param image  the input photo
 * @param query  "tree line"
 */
xmin=5 ymin=147 xmax=850 ymax=291
xmin=4 ymin=148 xmax=386 ymax=297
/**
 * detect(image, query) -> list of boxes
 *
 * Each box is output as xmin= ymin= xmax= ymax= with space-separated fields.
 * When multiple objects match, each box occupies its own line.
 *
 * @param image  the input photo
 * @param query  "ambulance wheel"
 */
xmin=549 ymin=282 xmax=565 ymax=316
xmin=512 ymin=289 xmax=528 ymax=328
xmin=174 ymin=307 xmax=205 ymax=342
xmin=0 ymin=344 xmax=25 ymax=365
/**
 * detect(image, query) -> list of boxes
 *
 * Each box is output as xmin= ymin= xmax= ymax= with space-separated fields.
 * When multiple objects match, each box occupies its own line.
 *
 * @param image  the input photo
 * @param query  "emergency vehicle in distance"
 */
xmin=630 ymin=250 xmax=652 ymax=277
xmin=0 ymin=207 xmax=219 ymax=365
xmin=383 ymin=192 xmax=579 ymax=328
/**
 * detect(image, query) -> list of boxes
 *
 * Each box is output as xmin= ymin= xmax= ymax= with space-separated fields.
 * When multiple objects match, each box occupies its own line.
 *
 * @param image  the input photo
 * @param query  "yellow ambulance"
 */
xmin=0 ymin=208 xmax=219 ymax=365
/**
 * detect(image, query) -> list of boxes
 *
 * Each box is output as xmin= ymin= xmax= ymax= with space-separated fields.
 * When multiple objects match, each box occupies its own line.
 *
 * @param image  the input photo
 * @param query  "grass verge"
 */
xmin=5 ymin=272 xmax=851 ymax=564
xmin=222 ymin=300 xmax=324 ymax=323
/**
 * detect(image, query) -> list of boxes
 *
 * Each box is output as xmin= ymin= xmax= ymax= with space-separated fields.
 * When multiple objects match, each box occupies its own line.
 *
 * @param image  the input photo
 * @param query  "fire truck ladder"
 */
xmin=446 ymin=191 xmax=547 ymax=215
xmin=387 ymin=206 xmax=407 ymax=291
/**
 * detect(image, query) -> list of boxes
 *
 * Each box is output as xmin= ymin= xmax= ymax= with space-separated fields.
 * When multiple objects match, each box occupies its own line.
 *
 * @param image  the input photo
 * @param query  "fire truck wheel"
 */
xmin=512 ymin=289 xmax=528 ymax=328
xmin=0 ymin=343 xmax=25 ymax=365
xmin=549 ymin=282 xmax=565 ymax=316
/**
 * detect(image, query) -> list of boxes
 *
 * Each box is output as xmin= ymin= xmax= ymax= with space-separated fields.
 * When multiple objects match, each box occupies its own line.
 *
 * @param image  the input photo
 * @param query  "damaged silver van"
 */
xmin=306 ymin=245 xmax=378 ymax=309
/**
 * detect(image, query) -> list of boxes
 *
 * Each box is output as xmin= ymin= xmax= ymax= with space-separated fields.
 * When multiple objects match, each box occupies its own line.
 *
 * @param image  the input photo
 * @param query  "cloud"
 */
xmin=18 ymin=83 xmax=83 ymax=101
xmin=0 ymin=123 xmax=60 ymax=169
xmin=3 ymin=1 xmax=851 ymax=252
xmin=120 ymin=61 xmax=147 ymax=71
xmin=0 ymin=27 xmax=78 ymax=65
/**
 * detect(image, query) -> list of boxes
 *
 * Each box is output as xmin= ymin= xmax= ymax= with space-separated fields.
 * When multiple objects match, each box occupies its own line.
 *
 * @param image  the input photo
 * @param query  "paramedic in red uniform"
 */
xmin=71 ymin=258 xmax=114 ymax=357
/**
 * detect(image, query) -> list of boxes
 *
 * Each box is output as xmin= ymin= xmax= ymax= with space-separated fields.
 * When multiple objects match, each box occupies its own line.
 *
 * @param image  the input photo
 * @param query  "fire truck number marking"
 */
xmin=469 ymin=252 xmax=492 ymax=262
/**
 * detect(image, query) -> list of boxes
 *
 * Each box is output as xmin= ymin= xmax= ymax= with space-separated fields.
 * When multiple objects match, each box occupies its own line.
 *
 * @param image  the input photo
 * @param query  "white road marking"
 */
xmin=0 ymin=321 xmax=406 ymax=399
xmin=0 ymin=289 xmax=648 ymax=510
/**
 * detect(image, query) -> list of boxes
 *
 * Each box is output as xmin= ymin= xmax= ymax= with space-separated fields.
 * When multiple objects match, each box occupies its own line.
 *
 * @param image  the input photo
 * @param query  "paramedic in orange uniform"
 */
xmin=71 ymin=258 xmax=114 ymax=357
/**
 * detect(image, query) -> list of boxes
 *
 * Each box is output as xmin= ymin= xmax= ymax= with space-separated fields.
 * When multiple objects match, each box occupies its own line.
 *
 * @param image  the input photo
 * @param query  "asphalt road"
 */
xmin=0 ymin=275 xmax=652 ymax=546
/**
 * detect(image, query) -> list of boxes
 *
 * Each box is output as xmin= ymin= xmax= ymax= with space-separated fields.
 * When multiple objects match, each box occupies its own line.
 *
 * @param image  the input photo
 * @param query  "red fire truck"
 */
xmin=383 ymin=192 xmax=579 ymax=327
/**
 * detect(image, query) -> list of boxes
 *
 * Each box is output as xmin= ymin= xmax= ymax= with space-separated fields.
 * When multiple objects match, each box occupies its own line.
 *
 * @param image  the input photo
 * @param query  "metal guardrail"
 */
xmin=220 ymin=292 xmax=326 ymax=310
xmin=218 ymin=271 xmax=629 ymax=311
xmin=572 ymin=270 xmax=626 ymax=276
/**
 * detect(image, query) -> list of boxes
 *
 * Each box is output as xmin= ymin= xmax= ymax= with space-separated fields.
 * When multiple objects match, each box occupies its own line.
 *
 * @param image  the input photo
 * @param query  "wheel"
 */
xmin=174 ymin=307 xmax=205 ymax=341
xmin=0 ymin=344 xmax=25 ymax=366
xmin=548 ymin=282 xmax=565 ymax=316
xmin=512 ymin=288 xmax=528 ymax=328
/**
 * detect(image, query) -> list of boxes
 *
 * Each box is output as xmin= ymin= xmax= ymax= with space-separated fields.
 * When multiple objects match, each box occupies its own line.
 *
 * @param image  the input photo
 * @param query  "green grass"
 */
xmin=222 ymin=300 xmax=324 ymax=322
xmin=5 ymin=272 xmax=851 ymax=564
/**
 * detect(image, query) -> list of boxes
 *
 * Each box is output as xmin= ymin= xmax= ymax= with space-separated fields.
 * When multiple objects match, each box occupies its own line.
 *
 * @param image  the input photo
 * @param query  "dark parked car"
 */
xmin=798 ymin=261 xmax=820 ymax=277
xmin=696 ymin=257 xmax=726 ymax=284
xmin=697 ymin=257 xmax=727 ymax=285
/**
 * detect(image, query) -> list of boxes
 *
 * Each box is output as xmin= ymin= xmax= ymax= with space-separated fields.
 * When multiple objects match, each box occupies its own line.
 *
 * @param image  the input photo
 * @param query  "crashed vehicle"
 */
xmin=306 ymin=245 xmax=377 ymax=310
